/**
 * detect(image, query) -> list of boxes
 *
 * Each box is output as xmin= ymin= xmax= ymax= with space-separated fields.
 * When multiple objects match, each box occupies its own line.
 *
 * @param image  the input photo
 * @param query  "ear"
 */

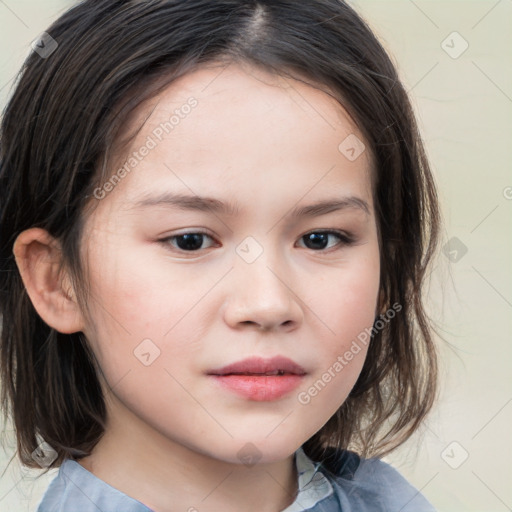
xmin=13 ymin=228 xmax=85 ymax=334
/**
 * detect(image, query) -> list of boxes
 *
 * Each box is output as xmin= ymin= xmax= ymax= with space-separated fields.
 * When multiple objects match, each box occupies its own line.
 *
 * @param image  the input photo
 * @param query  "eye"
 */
xmin=297 ymin=230 xmax=355 ymax=251
xmin=160 ymin=231 xmax=217 ymax=252
xmin=159 ymin=229 xmax=355 ymax=255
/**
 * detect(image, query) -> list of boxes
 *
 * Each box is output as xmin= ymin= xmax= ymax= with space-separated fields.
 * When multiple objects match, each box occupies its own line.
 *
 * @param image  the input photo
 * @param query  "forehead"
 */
xmin=132 ymin=62 xmax=364 ymax=143
xmin=113 ymin=62 xmax=369 ymax=156
xmin=95 ymin=62 xmax=374 ymax=218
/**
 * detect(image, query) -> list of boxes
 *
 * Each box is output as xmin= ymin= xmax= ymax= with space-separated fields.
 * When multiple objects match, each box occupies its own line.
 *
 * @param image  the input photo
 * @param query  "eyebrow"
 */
xmin=130 ymin=192 xmax=370 ymax=217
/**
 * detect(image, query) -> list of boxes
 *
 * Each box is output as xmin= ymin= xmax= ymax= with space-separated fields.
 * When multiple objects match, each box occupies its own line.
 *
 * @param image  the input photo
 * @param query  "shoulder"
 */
xmin=315 ymin=447 xmax=437 ymax=512
xmin=36 ymin=459 xmax=153 ymax=512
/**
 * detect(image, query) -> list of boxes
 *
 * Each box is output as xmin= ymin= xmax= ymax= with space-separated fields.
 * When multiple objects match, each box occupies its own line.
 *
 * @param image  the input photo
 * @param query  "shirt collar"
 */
xmin=61 ymin=446 xmax=334 ymax=512
xmin=281 ymin=446 xmax=334 ymax=512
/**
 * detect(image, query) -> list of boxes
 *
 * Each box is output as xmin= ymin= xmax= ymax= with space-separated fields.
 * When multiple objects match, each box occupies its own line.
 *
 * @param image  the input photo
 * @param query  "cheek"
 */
xmin=295 ymin=279 xmax=376 ymax=431
xmin=83 ymin=232 xmax=176 ymax=330
xmin=80 ymin=237 xmax=216 ymax=380
xmin=299 ymin=251 xmax=379 ymax=403
xmin=315 ymin=253 xmax=380 ymax=343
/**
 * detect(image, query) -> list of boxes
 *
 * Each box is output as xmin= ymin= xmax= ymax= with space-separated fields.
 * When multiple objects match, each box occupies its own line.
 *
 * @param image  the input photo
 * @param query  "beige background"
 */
xmin=1 ymin=1 xmax=511 ymax=511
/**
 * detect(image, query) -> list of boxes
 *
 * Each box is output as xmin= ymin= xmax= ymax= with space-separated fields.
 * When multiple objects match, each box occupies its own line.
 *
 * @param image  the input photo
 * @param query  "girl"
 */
xmin=0 ymin=1 xmax=441 ymax=511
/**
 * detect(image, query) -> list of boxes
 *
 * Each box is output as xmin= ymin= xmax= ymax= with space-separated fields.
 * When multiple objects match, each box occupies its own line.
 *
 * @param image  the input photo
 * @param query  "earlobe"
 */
xmin=13 ymin=228 xmax=85 ymax=334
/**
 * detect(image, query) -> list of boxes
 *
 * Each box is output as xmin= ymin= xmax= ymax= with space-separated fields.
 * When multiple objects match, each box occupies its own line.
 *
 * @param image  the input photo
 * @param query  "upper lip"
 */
xmin=207 ymin=356 xmax=306 ymax=376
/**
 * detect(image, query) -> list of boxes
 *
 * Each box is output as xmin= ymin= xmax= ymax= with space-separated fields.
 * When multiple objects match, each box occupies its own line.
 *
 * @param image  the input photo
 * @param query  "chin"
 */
xmin=212 ymin=436 xmax=305 ymax=467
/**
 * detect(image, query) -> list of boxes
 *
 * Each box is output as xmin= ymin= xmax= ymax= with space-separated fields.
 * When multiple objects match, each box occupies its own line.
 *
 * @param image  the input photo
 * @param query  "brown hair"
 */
xmin=0 ymin=0 xmax=440 ymax=470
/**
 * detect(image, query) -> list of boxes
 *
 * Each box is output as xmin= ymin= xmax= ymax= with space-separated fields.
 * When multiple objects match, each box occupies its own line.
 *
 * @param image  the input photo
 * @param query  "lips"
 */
xmin=207 ymin=356 xmax=306 ymax=401
xmin=207 ymin=356 xmax=306 ymax=377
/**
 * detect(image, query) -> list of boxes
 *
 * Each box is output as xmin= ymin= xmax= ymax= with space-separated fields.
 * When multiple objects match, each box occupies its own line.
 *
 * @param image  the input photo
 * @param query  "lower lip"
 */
xmin=210 ymin=374 xmax=304 ymax=401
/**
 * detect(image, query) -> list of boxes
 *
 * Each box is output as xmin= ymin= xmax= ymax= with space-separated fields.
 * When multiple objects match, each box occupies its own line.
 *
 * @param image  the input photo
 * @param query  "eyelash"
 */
xmin=158 ymin=229 xmax=356 ymax=255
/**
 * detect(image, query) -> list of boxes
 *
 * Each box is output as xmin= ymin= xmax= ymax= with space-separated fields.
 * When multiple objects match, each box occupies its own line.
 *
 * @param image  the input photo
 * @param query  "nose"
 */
xmin=222 ymin=249 xmax=303 ymax=333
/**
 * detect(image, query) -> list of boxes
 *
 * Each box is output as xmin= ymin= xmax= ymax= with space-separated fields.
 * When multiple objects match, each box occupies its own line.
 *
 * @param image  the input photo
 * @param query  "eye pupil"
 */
xmin=304 ymin=233 xmax=329 ymax=250
xmin=176 ymin=233 xmax=204 ymax=251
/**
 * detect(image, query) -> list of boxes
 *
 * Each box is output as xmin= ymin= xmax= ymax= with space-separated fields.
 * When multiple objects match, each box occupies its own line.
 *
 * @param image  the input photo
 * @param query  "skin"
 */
xmin=14 ymin=62 xmax=380 ymax=512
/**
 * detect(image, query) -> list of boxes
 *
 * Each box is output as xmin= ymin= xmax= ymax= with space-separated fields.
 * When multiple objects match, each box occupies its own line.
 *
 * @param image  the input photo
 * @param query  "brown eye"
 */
xmin=162 ymin=232 xmax=216 ymax=252
xmin=299 ymin=231 xmax=354 ymax=251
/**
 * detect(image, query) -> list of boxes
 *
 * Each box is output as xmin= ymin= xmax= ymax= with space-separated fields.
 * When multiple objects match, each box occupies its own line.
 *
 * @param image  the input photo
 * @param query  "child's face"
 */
xmin=79 ymin=63 xmax=380 ymax=464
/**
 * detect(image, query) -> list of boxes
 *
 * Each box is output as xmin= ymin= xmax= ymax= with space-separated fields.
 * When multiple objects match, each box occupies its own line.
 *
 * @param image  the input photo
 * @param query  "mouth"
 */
xmin=207 ymin=355 xmax=306 ymax=377
xmin=207 ymin=356 xmax=306 ymax=401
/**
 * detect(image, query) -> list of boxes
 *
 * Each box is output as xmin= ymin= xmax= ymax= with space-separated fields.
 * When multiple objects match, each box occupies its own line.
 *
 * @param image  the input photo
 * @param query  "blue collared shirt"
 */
xmin=37 ymin=446 xmax=436 ymax=511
